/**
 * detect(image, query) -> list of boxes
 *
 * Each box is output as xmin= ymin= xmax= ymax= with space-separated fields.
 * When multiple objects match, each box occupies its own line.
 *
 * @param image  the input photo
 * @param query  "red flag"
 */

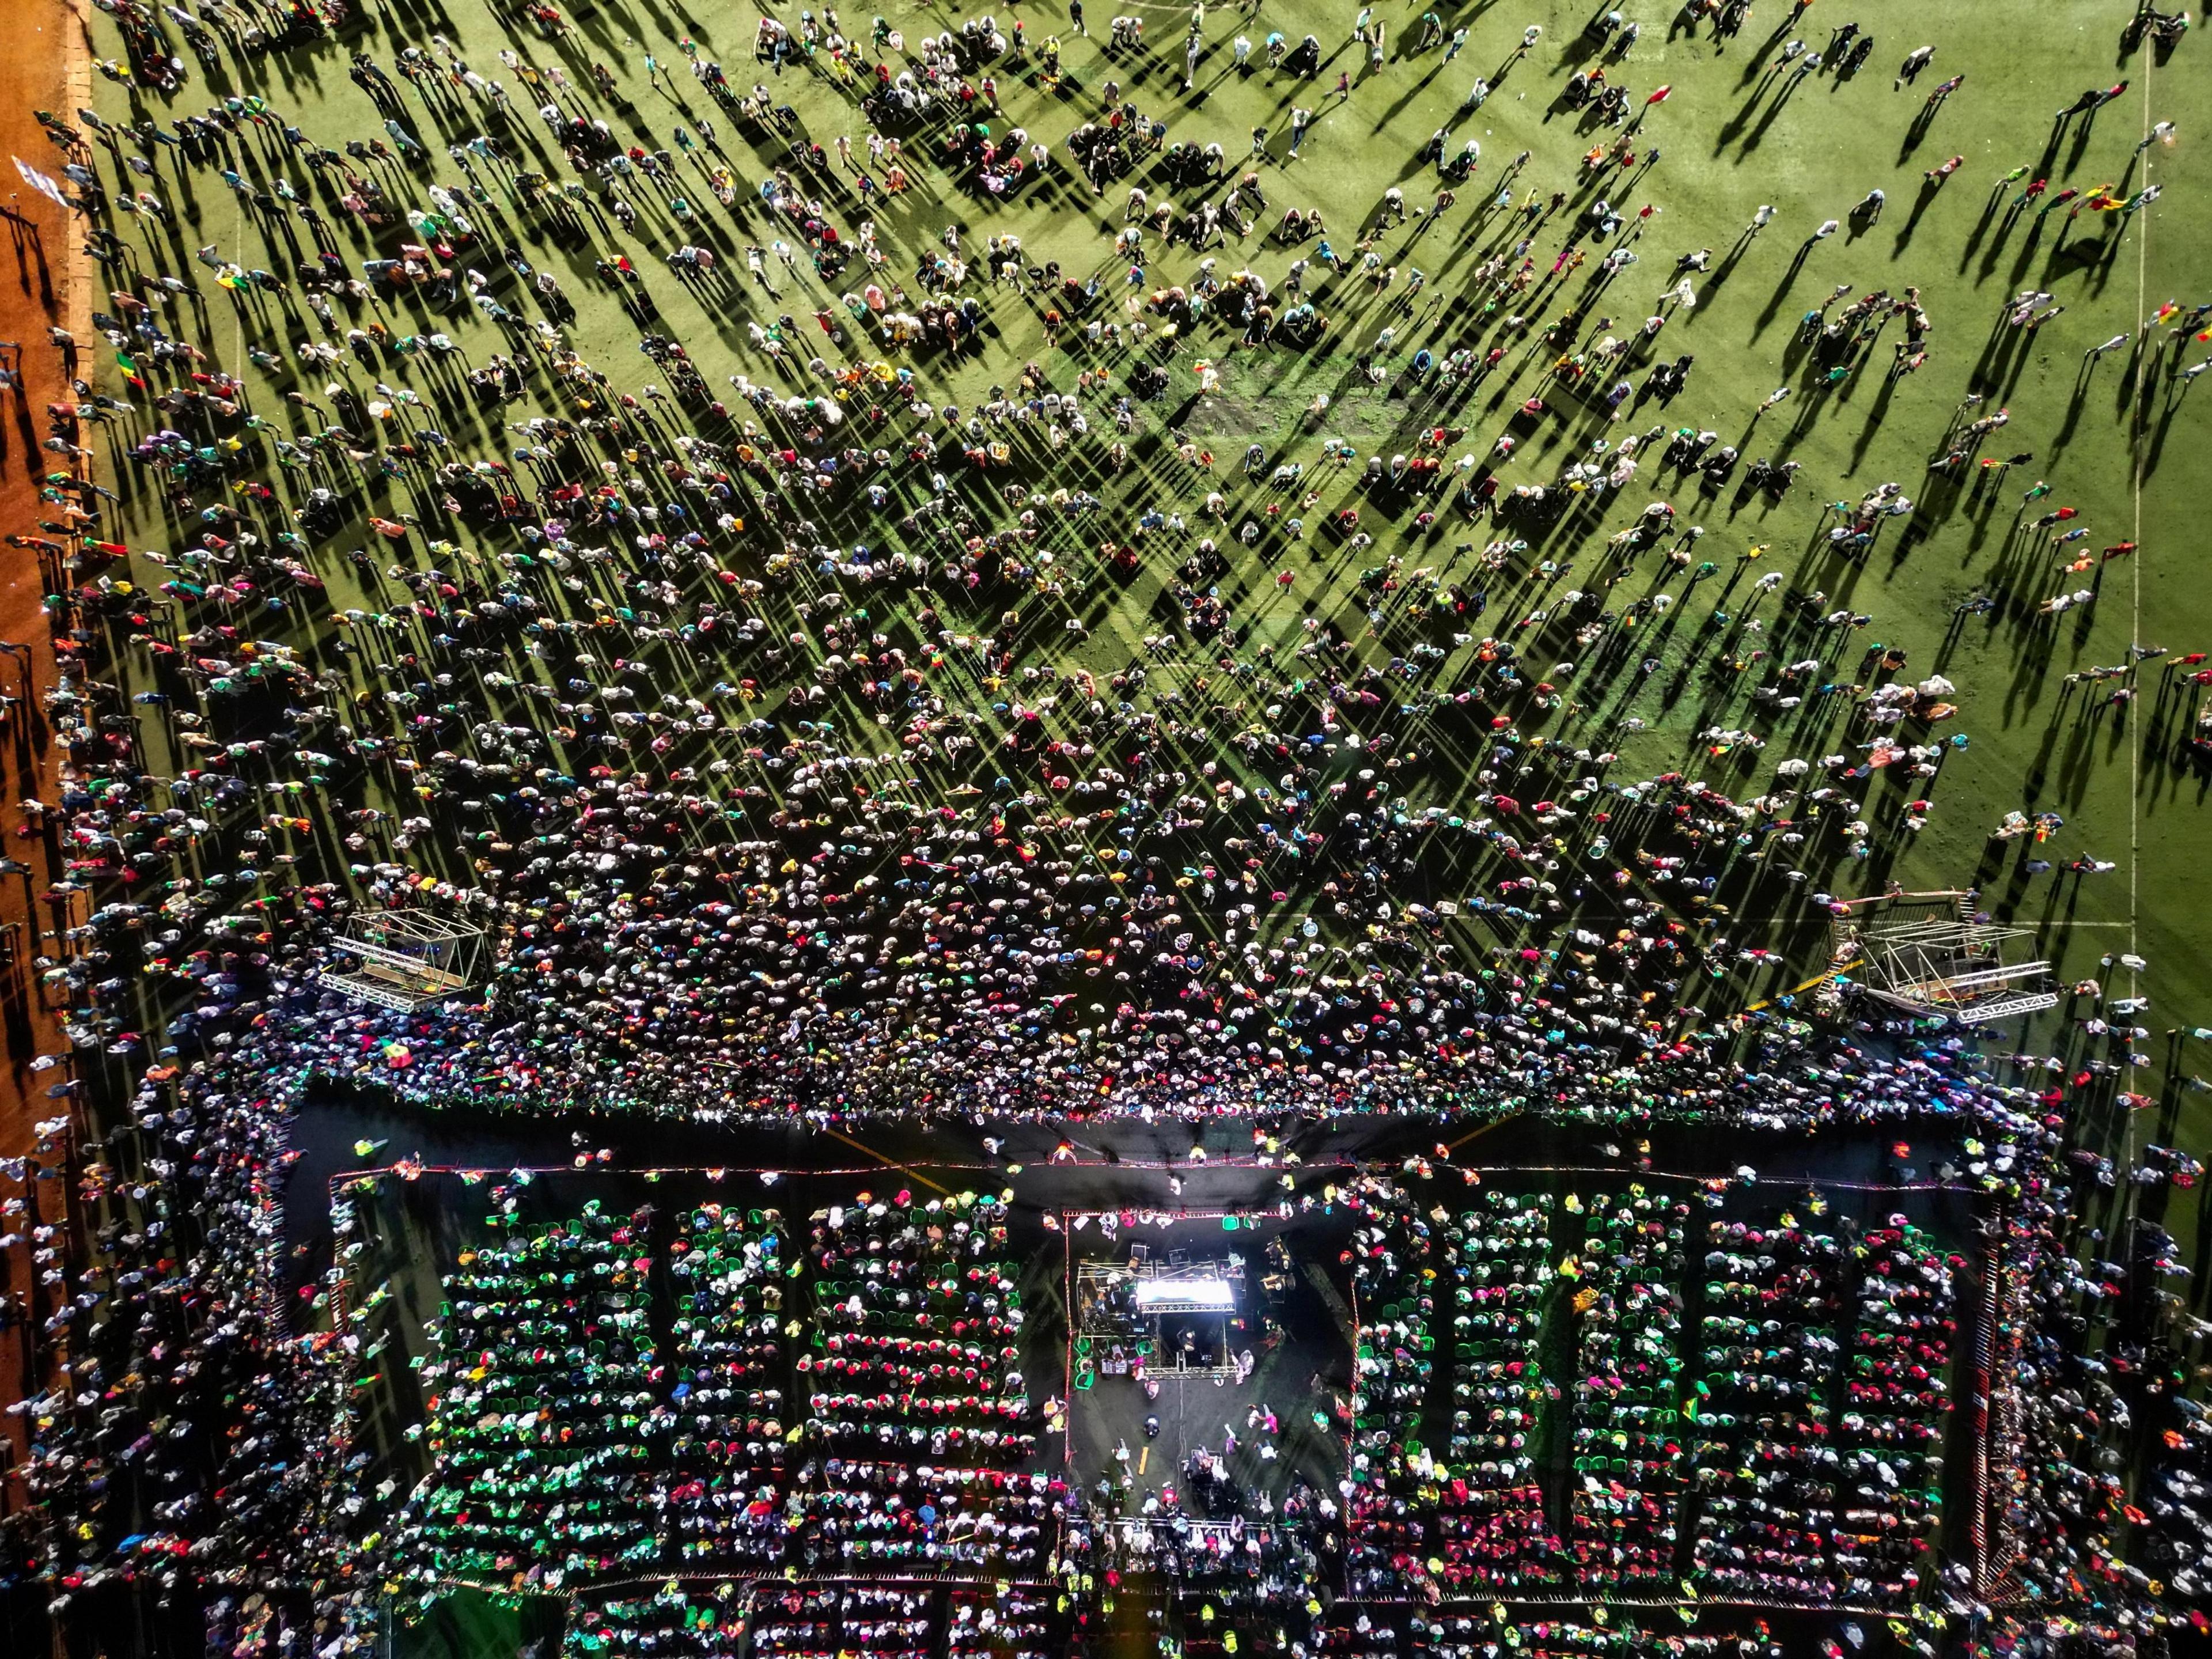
xmin=1645 ymin=85 xmax=1673 ymax=104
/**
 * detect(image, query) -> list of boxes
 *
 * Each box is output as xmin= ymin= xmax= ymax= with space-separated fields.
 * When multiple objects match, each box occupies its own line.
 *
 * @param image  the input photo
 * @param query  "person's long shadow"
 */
xmin=1703 ymin=227 xmax=1759 ymax=298
xmin=1751 ymin=240 xmax=1816 ymax=339
xmin=1732 ymin=72 xmax=1805 ymax=157
xmin=1365 ymin=51 xmax=1454 ymax=131
xmin=1974 ymin=200 xmax=2031 ymax=283
xmin=1845 ymin=369 xmax=1904 ymax=476
xmin=2142 ymin=370 xmax=2197 ymax=484
xmin=1735 ymin=11 xmax=1797 ymax=86
xmin=1894 ymin=100 xmax=1940 ymax=164
xmin=2063 ymin=112 xmax=2103 ymax=176
xmin=2048 ymin=358 xmax=2101 ymax=457
xmin=1890 ymin=179 xmax=1944 ymax=259
xmin=1711 ymin=70 xmax=1782 ymax=153
xmin=1998 ymin=213 xmax=2052 ymax=291
xmin=1161 ymin=390 xmax=1207 ymax=432
xmin=1955 ymin=184 xmax=2008 ymax=276
xmin=0 ymin=211 xmax=52 ymax=312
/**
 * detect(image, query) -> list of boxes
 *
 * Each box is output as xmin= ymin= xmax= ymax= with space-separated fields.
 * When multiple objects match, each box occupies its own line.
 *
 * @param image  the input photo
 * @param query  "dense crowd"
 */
xmin=1323 ymin=1613 xmax=1798 ymax=1659
xmin=366 ymin=1186 xmax=1051 ymax=1596
xmin=1345 ymin=1195 xmax=1562 ymax=1596
xmin=0 ymin=1 xmax=2203 ymax=1657
xmin=564 ymin=1581 xmax=1064 ymax=1659
xmin=0 ymin=1010 xmax=2185 ymax=1652
xmin=1323 ymin=1154 xmax=2183 ymax=1650
xmin=1340 ymin=1180 xmax=1923 ymax=1604
xmin=796 ymin=1191 xmax=1048 ymax=1570
xmin=24 ymin=0 xmax=2206 ymax=1132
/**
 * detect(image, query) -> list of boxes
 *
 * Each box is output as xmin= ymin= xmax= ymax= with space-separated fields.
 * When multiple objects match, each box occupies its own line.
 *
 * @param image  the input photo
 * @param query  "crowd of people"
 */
xmin=1565 ymin=1187 xmax=1690 ymax=1592
xmin=1333 ymin=1613 xmax=1798 ymax=1659
xmin=0 ymin=0 xmax=2205 ymax=1656
xmin=24 ymin=0 xmax=2206 ymax=1135
xmin=566 ymin=1581 xmax=1062 ymax=1659
xmin=1687 ymin=1213 xmax=1957 ymax=1607
xmin=1325 ymin=1162 xmax=2161 ymax=1645
xmin=665 ymin=1202 xmax=789 ymax=1566
xmin=1690 ymin=1211 xmax=1853 ymax=1602
xmin=400 ymin=1200 xmax=683 ymax=1590
xmin=0 ymin=1027 xmax=2186 ymax=1651
xmin=569 ymin=1575 xmax=1091 ymax=1659
xmin=1347 ymin=1190 xmax=1566 ymax=1597
xmin=795 ymin=1190 xmax=1048 ymax=1570
xmin=371 ymin=1185 xmax=1051 ymax=1596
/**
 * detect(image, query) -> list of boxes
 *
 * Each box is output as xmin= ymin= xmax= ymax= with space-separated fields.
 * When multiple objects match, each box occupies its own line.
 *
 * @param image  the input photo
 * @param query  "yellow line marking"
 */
xmin=1741 ymin=970 xmax=1838 ymax=1015
xmin=1448 ymin=1116 xmax=1518 ymax=1153
xmin=821 ymin=1126 xmax=952 ymax=1195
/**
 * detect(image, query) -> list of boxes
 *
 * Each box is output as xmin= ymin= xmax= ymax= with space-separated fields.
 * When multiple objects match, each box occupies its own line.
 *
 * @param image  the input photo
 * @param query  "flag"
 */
xmin=1645 ymin=85 xmax=1673 ymax=105
xmin=13 ymin=156 xmax=74 ymax=211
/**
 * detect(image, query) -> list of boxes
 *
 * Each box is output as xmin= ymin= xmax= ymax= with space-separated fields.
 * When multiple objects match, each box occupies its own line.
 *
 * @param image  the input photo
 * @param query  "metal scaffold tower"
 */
xmin=1828 ymin=890 xmax=2059 ymax=1025
xmin=318 ymin=904 xmax=488 ymax=1013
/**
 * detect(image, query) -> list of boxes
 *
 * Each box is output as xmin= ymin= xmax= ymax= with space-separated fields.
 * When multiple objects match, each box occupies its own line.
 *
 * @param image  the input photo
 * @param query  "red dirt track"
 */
xmin=0 ymin=0 xmax=88 ymax=1510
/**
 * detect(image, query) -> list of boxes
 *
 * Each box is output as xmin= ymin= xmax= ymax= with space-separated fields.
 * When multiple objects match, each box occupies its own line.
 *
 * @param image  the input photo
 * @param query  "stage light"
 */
xmin=1133 ymin=1277 xmax=1234 ymax=1311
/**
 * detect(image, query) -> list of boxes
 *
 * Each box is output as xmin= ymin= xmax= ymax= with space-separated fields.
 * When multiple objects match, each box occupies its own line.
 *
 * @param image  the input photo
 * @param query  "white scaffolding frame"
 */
xmin=1829 ymin=891 xmax=2058 ymax=1025
xmin=318 ymin=906 xmax=487 ymax=1012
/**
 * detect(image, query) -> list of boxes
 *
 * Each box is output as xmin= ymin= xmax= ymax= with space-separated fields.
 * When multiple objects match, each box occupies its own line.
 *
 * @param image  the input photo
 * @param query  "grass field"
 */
xmin=74 ymin=0 xmax=2212 ymax=1115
